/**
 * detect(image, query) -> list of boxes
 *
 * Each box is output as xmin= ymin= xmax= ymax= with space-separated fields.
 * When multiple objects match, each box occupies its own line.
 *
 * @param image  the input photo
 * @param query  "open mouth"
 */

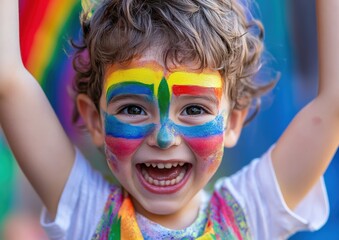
xmin=136 ymin=162 xmax=192 ymax=193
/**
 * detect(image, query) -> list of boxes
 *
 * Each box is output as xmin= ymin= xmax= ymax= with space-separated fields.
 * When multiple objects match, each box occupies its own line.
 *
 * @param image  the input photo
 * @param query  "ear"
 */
xmin=76 ymin=94 xmax=105 ymax=146
xmin=223 ymin=108 xmax=249 ymax=148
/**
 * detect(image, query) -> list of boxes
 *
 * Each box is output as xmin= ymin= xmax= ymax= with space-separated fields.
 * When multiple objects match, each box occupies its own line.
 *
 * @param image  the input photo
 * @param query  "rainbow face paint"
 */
xmin=103 ymin=63 xmax=226 ymax=172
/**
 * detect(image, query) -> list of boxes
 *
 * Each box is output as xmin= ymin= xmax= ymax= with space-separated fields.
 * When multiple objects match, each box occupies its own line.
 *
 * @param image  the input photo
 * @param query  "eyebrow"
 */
xmin=106 ymin=82 xmax=154 ymax=103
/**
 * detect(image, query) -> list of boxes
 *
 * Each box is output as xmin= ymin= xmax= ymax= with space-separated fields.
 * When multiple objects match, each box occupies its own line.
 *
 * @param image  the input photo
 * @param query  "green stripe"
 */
xmin=157 ymin=77 xmax=170 ymax=123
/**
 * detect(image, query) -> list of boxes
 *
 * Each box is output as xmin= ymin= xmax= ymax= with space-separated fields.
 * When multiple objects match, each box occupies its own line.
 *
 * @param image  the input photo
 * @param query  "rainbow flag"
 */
xmin=1 ymin=1 xmax=82 ymax=231
xmin=19 ymin=0 xmax=82 ymax=135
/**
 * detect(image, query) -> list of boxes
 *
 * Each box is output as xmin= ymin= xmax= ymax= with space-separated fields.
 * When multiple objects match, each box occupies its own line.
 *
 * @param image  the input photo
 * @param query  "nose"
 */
xmin=157 ymin=124 xmax=175 ymax=148
xmin=147 ymin=121 xmax=180 ymax=149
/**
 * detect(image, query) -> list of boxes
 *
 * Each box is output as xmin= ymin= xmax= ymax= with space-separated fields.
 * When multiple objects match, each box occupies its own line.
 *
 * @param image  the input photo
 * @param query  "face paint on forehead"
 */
xmin=104 ymin=65 xmax=223 ymax=104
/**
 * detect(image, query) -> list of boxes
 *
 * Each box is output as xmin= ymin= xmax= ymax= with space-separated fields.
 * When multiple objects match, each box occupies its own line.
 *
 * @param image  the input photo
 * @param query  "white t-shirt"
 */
xmin=41 ymin=147 xmax=329 ymax=239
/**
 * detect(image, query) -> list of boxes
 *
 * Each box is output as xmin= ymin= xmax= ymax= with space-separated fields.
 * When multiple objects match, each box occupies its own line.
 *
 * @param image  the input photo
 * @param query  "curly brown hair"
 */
xmin=71 ymin=0 xmax=274 ymax=125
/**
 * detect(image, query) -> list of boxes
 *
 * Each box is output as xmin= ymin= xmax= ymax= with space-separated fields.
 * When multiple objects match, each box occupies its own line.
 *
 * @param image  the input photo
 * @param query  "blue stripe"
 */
xmin=104 ymin=112 xmax=155 ymax=139
xmin=174 ymin=115 xmax=225 ymax=138
xmin=106 ymin=82 xmax=154 ymax=103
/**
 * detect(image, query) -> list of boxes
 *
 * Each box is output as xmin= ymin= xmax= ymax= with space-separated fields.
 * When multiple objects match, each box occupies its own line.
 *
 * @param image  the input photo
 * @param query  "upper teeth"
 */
xmin=144 ymin=162 xmax=185 ymax=169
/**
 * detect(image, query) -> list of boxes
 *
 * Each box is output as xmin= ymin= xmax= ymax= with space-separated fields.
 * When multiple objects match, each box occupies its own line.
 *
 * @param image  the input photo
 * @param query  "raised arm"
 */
xmin=0 ymin=0 xmax=75 ymax=218
xmin=272 ymin=0 xmax=339 ymax=209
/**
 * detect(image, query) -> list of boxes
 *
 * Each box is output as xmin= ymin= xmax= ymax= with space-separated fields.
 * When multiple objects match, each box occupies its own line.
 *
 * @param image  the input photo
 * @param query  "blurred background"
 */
xmin=0 ymin=0 xmax=338 ymax=239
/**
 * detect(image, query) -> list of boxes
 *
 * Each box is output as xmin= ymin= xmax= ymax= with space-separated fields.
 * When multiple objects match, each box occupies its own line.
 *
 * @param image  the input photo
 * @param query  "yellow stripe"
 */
xmin=105 ymin=68 xmax=163 ymax=96
xmin=167 ymin=72 xmax=222 ymax=87
xmin=26 ymin=0 xmax=77 ymax=82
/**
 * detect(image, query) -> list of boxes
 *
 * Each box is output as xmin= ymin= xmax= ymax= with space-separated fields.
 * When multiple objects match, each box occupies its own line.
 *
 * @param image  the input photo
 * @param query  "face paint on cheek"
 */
xmin=175 ymin=114 xmax=226 ymax=172
xmin=183 ymin=135 xmax=224 ymax=161
xmin=105 ymin=137 xmax=144 ymax=158
xmin=103 ymin=113 xmax=155 ymax=171
xmin=104 ymin=137 xmax=148 ymax=173
xmin=183 ymin=135 xmax=224 ymax=173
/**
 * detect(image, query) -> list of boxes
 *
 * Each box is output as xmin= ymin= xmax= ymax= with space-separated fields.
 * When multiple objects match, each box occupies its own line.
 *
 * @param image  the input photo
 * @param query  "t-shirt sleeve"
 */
xmin=217 ymin=146 xmax=329 ymax=239
xmin=40 ymin=148 xmax=111 ymax=240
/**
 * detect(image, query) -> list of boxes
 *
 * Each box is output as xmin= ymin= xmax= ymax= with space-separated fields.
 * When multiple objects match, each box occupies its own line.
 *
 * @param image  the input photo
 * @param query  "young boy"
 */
xmin=0 ymin=0 xmax=338 ymax=239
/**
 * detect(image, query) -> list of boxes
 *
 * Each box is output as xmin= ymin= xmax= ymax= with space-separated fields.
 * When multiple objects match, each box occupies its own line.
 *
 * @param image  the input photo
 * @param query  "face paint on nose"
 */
xmin=156 ymin=77 xmax=176 ymax=148
xmin=157 ymin=121 xmax=176 ymax=149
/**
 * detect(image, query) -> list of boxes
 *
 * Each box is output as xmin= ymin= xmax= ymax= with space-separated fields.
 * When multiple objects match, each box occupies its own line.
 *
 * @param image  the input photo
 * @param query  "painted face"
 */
xmin=101 ymin=59 xmax=229 ymax=221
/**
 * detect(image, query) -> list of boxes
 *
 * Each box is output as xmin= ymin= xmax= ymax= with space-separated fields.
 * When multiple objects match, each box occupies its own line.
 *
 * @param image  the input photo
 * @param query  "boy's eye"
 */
xmin=182 ymin=105 xmax=206 ymax=115
xmin=119 ymin=105 xmax=146 ymax=115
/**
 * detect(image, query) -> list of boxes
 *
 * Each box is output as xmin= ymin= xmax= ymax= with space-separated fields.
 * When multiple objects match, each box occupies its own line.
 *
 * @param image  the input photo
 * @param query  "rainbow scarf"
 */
xmin=92 ymin=186 xmax=251 ymax=240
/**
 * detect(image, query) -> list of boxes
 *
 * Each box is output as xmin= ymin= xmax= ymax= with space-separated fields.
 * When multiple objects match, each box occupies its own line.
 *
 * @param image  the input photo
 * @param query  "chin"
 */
xmin=136 ymin=197 xmax=184 ymax=216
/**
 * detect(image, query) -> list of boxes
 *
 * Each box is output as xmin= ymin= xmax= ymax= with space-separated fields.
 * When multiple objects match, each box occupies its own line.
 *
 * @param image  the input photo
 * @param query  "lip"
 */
xmin=136 ymin=163 xmax=192 ymax=194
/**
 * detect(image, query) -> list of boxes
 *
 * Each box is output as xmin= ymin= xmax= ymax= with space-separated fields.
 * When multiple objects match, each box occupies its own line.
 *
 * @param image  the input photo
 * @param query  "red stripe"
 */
xmin=19 ymin=0 xmax=51 ymax=65
xmin=183 ymin=135 xmax=224 ymax=161
xmin=105 ymin=136 xmax=144 ymax=160
xmin=172 ymin=85 xmax=222 ymax=100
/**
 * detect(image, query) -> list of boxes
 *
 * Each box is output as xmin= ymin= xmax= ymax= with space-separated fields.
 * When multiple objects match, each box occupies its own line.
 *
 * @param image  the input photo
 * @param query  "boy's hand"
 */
xmin=0 ymin=0 xmax=75 ymax=219
xmin=272 ymin=0 xmax=339 ymax=209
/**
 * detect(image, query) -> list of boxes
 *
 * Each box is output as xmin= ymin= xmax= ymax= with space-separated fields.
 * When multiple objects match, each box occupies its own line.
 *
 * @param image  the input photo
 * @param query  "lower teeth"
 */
xmin=141 ymin=168 xmax=186 ymax=186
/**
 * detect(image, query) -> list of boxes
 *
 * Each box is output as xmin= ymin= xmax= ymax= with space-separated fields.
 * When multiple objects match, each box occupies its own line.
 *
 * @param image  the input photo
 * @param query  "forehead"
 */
xmin=104 ymin=61 xmax=223 ymax=97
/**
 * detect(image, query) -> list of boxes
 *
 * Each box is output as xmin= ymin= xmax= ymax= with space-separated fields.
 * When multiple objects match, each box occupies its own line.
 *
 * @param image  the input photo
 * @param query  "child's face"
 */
xmin=99 ymin=54 xmax=233 ymax=218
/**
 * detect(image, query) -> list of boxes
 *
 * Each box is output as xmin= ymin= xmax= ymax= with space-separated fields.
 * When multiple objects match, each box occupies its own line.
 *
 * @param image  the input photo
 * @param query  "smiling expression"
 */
xmin=101 ymin=59 xmax=229 ymax=218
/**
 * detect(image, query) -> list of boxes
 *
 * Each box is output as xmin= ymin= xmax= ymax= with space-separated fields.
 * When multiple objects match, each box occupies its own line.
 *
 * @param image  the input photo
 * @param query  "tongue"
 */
xmin=143 ymin=165 xmax=184 ymax=181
